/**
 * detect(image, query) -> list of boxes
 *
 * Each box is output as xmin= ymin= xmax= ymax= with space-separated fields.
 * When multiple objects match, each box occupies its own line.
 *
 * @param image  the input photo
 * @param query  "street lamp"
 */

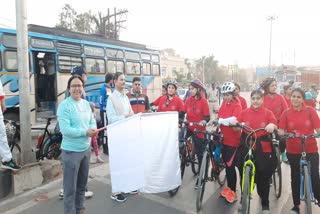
xmin=267 ymin=15 xmax=277 ymax=72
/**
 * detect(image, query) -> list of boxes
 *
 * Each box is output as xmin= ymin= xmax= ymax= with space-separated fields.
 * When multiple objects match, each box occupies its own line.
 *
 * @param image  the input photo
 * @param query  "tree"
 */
xmin=56 ymin=4 xmax=128 ymax=39
xmin=56 ymin=4 xmax=77 ymax=30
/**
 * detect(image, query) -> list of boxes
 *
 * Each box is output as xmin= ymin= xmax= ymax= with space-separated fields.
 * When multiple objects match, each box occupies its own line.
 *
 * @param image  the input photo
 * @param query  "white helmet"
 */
xmin=221 ymin=82 xmax=235 ymax=94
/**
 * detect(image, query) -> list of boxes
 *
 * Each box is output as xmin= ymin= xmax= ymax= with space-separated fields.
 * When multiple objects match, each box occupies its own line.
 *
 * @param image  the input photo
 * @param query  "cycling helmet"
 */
xmin=190 ymin=79 xmax=205 ymax=91
xmin=221 ymin=82 xmax=236 ymax=94
xmin=166 ymin=80 xmax=177 ymax=90
xmin=71 ymin=66 xmax=86 ymax=76
xmin=305 ymin=92 xmax=312 ymax=100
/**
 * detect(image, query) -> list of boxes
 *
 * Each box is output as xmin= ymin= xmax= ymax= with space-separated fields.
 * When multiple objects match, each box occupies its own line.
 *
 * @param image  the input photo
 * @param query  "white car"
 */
xmin=177 ymin=89 xmax=188 ymax=100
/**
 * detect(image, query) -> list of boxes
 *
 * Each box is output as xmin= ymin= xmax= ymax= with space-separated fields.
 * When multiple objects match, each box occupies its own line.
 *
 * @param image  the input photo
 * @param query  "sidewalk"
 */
xmin=0 ymin=153 xmax=185 ymax=214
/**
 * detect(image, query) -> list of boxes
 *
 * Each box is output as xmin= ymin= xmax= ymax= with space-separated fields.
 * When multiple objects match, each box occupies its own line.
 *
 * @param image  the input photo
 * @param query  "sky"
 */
xmin=1 ymin=0 xmax=320 ymax=67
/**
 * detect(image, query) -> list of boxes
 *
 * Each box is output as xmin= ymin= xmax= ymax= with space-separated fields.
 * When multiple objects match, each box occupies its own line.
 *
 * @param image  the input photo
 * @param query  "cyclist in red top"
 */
xmin=282 ymin=84 xmax=292 ymax=108
xmin=184 ymin=79 xmax=210 ymax=184
xmin=305 ymin=91 xmax=316 ymax=109
xmin=261 ymin=77 xmax=288 ymax=163
xmin=234 ymin=82 xmax=247 ymax=110
xmin=218 ymin=82 xmax=242 ymax=203
xmin=236 ymin=89 xmax=277 ymax=213
xmin=157 ymin=81 xmax=185 ymax=121
xmin=278 ymin=88 xmax=320 ymax=214
xmin=150 ymin=84 xmax=167 ymax=107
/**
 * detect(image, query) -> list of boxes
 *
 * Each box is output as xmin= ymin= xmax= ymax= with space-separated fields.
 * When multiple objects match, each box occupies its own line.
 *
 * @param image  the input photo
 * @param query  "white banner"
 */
xmin=107 ymin=112 xmax=181 ymax=193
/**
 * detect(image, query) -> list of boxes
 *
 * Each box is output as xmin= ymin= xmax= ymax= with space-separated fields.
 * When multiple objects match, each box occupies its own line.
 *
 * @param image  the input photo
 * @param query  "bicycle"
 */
xmin=168 ymin=121 xmax=199 ymax=197
xmin=283 ymin=132 xmax=320 ymax=214
xmin=195 ymin=126 xmax=226 ymax=211
xmin=271 ymin=132 xmax=282 ymax=199
xmin=32 ymin=116 xmax=62 ymax=160
xmin=4 ymin=119 xmax=22 ymax=163
xmin=232 ymin=123 xmax=266 ymax=214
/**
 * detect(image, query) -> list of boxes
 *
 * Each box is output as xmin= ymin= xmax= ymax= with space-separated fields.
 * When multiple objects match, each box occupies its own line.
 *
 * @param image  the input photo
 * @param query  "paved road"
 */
xmin=0 ymin=153 xmax=319 ymax=214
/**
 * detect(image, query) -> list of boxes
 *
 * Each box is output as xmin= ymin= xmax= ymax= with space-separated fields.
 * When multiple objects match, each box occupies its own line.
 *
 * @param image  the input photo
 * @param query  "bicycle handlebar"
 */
xmin=282 ymin=132 xmax=320 ymax=139
xmin=230 ymin=122 xmax=266 ymax=134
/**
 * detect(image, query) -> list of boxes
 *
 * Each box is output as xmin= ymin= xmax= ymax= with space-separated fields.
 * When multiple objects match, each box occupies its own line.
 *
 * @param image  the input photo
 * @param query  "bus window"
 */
xmin=84 ymin=46 xmax=104 ymax=57
xmin=106 ymin=48 xmax=123 ymax=59
xmin=0 ymin=52 xmax=2 ymax=70
xmin=152 ymin=64 xmax=160 ymax=76
xmin=3 ymin=34 xmax=17 ymax=48
xmin=85 ymin=58 xmax=105 ymax=73
xmin=107 ymin=60 xmax=124 ymax=73
xmin=141 ymin=53 xmax=151 ymax=61
xmin=152 ymin=55 xmax=160 ymax=63
xmin=142 ymin=63 xmax=151 ymax=75
xmin=58 ymin=55 xmax=82 ymax=73
xmin=125 ymin=51 xmax=140 ymax=60
xmin=126 ymin=62 xmax=140 ymax=75
xmin=4 ymin=51 xmax=18 ymax=70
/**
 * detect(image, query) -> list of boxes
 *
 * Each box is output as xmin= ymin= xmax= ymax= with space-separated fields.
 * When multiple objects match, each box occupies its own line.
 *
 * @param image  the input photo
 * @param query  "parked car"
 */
xmin=177 ymin=89 xmax=188 ymax=100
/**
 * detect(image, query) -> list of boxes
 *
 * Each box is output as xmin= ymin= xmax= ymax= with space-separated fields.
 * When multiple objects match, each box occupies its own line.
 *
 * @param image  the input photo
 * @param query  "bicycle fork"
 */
xmin=299 ymin=159 xmax=315 ymax=201
xmin=242 ymin=160 xmax=256 ymax=197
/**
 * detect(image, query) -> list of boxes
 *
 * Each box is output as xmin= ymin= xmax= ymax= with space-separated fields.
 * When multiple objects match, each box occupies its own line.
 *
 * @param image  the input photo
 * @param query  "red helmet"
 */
xmin=190 ymin=79 xmax=205 ymax=91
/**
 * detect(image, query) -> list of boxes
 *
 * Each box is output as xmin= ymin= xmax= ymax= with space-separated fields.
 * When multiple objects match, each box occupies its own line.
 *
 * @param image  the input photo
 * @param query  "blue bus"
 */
xmin=0 ymin=24 xmax=161 ymax=122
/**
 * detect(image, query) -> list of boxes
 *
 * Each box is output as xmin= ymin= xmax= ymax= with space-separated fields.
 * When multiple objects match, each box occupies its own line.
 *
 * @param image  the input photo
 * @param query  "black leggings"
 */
xmin=221 ymin=145 xmax=240 ymax=192
xmin=287 ymin=153 xmax=320 ymax=206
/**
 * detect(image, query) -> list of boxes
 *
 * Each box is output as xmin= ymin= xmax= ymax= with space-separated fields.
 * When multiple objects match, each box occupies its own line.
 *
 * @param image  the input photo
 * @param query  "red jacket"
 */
xmin=279 ymin=105 xmax=320 ymax=154
xmin=218 ymin=100 xmax=242 ymax=147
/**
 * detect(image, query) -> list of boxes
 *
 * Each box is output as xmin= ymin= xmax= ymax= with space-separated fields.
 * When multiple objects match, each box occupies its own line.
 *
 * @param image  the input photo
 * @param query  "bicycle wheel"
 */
xmin=43 ymin=134 xmax=62 ymax=160
xmin=189 ymin=138 xmax=199 ymax=176
xmin=9 ymin=141 xmax=21 ymax=165
xmin=168 ymin=145 xmax=186 ymax=197
xmin=303 ymin=165 xmax=312 ymax=214
xmin=196 ymin=151 xmax=209 ymax=211
xmin=273 ymin=147 xmax=282 ymax=198
xmin=241 ymin=165 xmax=252 ymax=214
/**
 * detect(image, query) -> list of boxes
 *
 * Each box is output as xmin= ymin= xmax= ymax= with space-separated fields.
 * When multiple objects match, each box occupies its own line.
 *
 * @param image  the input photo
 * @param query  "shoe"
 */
xmin=262 ymin=206 xmax=270 ymax=214
xmin=1 ymin=159 xmax=21 ymax=171
xmin=238 ymin=203 xmax=242 ymax=211
xmin=96 ymin=156 xmax=104 ymax=163
xmin=282 ymin=152 xmax=289 ymax=164
xmin=225 ymin=190 xmax=238 ymax=203
xmin=110 ymin=193 xmax=127 ymax=202
xmin=220 ymin=186 xmax=231 ymax=198
xmin=59 ymin=189 xmax=63 ymax=199
xmin=127 ymin=190 xmax=138 ymax=195
xmin=85 ymin=190 xmax=93 ymax=198
xmin=290 ymin=206 xmax=300 ymax=214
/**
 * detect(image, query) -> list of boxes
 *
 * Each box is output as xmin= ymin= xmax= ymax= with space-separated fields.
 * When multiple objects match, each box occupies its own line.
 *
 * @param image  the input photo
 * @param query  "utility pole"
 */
xmin=15 ymin=0 xmax=35 ymax=164
xmin=267 ymin=15 xmax=277 ymax=72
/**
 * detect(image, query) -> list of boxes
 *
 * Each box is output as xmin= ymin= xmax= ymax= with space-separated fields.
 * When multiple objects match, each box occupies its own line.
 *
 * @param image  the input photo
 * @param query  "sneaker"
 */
xmin=220 ymin=186 xmax=231 ymax=198
xmin=262 ymin=206 xmax=270 ymax=214
xmin=282 ymin=152 xmax=289 ymax=164
xmin=96 ymin=156 xmax=104 ymax=163
xmin=59 ymin=189 xmax=64 ymax=199
xmin=85 ymin=190 xmax=93 ymax=198
xmin=1 ymin=159 xmax=21 ymax=171
xmin=127 ymin=190 xmax=139 ymax=195
xmin=110 ymin=193 xmax=127 ymax=202
xmin=225 ymin=190 xmax=238 ymax=203
xmin=290 ymin=206 xmax=300 ymax=214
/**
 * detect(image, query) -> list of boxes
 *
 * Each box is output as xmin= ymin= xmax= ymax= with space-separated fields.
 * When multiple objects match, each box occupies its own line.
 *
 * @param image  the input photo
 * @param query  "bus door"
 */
xmin=33 ymin=52 xmax=57 ymax=119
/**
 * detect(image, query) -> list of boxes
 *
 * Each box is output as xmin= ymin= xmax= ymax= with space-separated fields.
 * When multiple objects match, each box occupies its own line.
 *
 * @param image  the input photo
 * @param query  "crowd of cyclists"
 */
xmin=149 ymin=77 xmax=320 ymax=214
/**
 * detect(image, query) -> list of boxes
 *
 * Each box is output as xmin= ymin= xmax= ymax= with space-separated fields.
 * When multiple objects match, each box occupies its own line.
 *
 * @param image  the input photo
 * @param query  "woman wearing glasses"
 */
xmin=57 ymin=75 xmax=97 ymax=214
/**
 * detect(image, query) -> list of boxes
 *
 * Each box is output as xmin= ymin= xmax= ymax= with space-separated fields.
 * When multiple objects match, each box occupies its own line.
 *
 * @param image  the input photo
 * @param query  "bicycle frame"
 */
xmin=299 ymin=136 xmax=315 ymax=202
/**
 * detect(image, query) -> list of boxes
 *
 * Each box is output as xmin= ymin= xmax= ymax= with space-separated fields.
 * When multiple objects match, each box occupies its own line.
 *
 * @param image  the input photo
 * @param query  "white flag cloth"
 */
xmin=107 ymin=112 xmax=181 ymax=193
